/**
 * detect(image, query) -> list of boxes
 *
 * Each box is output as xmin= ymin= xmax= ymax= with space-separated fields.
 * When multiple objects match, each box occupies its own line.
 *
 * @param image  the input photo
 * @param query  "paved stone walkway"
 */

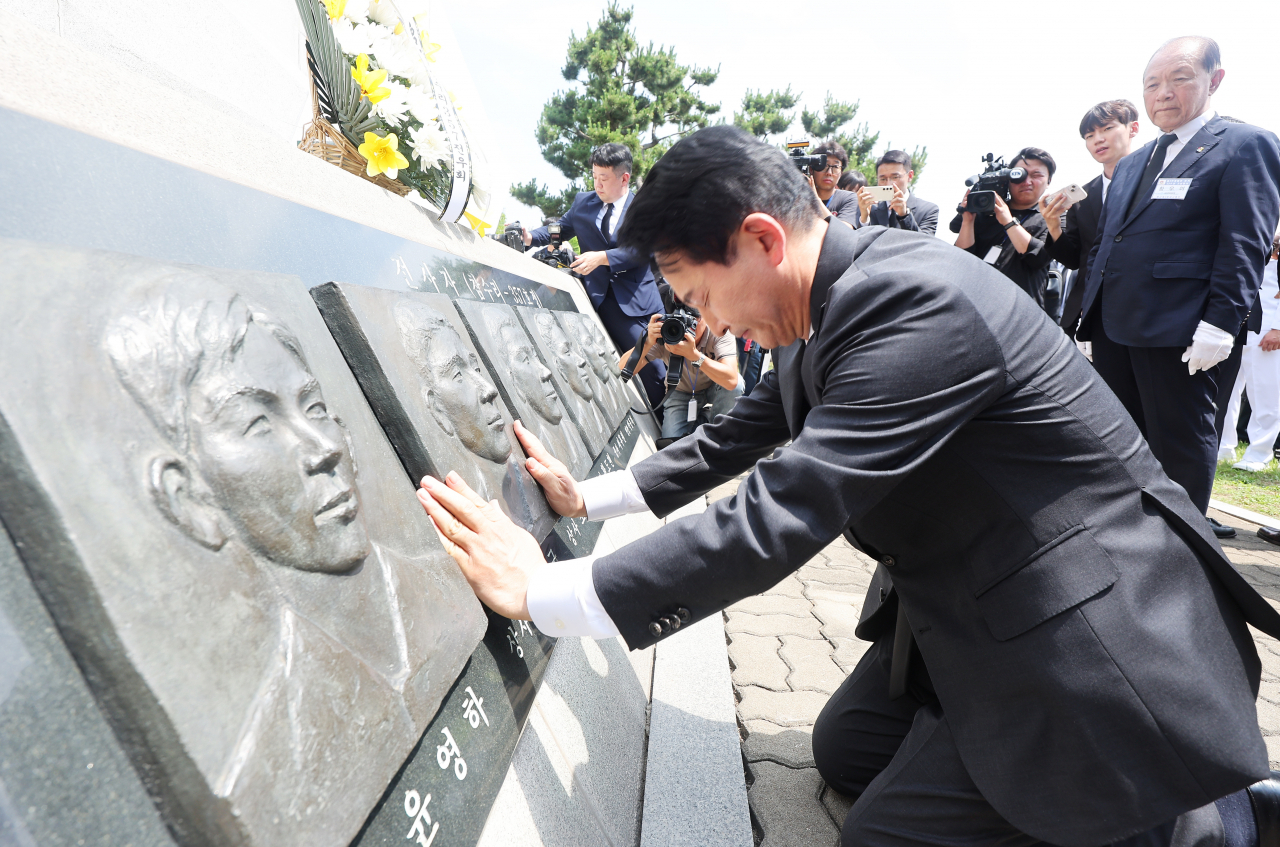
xmin=707 ymin=473 xmax=1280 ymax=847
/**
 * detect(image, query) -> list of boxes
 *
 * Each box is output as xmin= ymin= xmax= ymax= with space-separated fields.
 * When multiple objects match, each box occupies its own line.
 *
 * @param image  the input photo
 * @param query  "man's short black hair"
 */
xmin=813 ymin=139 xmax=848 ymax=170
xmin=876 ymin=149 xmax=913 ymax=172
xmin=838 ymin=170 xmax=868 ymax=191
xmin=1011 ymin=146 xmax=1057 ymax=181
xmin=589 ymin=142 xmax=633 ymax=175
xmin=617 ymin=125 xmax=825 ymax=266
xmin=1078 ymin=100 xmax=1139 ymax=138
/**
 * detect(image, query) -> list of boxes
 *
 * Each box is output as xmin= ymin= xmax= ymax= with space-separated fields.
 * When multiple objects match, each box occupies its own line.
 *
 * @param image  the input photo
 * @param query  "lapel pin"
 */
xmin=1196 ymin=146 xmax=1205 ymax=153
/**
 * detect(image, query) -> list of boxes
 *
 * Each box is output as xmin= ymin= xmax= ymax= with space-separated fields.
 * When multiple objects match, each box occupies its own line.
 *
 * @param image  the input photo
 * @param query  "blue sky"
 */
xmin=452 ymin=0 xmax=1278 ymax=234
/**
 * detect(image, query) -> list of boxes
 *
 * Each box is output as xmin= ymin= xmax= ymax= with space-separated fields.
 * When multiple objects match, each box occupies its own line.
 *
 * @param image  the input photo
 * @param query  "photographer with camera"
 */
xmin=617 ymin=303 xmax=742 ymax=441
xmin=857 ymin=150 xmax=940 ymax=236
xmin=802 ymin=140 xmax=860 ymax=222
xmin=951 ymin=147 xmax=1056 ymax=311
xmin=523 ymin=143 xmax=668 ymax=414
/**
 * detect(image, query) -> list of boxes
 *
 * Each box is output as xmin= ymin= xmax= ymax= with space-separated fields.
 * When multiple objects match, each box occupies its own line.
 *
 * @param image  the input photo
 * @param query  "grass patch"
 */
xmin=1213 ymin=445 xmax=1280 ymax=519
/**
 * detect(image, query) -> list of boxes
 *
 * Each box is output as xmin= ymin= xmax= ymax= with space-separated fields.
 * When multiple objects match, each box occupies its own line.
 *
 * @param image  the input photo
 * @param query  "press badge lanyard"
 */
xmin=688 ymin=359 xmax=701 ymax=421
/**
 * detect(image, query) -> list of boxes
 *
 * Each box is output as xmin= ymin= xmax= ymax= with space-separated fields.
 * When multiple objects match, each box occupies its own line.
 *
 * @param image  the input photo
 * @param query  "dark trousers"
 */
xmin=812 ymin=634 xmax=1236 ymax=846
xmin=1089 ymin=321 xmax=1228 ymax=513
xmin=595 ymin=287 xmax=666 ymax=413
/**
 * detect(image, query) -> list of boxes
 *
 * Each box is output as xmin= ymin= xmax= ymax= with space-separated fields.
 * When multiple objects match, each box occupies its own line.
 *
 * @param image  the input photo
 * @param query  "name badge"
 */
xmin=1152 ymin=178 xmax=1192 ymax=200
xmin=983 ymin=246 xmax=1001 ymax=264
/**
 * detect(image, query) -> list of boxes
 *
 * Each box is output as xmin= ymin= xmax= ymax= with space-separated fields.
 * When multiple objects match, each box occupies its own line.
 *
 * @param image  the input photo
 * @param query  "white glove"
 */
xmin=1076 ymin=339 xmax=1092 ymax=359
xmin=1181 ymin=321 xmax=1236 ymax=374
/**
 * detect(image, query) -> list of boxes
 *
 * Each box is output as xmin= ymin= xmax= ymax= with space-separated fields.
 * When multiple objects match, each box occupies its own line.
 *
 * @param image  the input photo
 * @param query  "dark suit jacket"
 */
xmin=1047 ymin=173 xmax=1105 ymax=335
xmin=1078 ymin=116 xmax=1280 ymax=346
xmin=530 ymin=191 xmax=662 ymax=318
xmin=866 ymin=193 xmax=940 ymax=236
xmin=592 ymin=222 xmax=1280 ymax=845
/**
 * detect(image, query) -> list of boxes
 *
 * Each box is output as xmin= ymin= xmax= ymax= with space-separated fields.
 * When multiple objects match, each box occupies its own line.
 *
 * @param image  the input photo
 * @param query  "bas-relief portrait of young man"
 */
xmin=557 ymin=311 xmax=632 ymax=429
xmin=0 ymin=240 xmax=487 ymax=847
xmin=312 ymin=284 xmax=555 ymax=541
xmin=452 ymin=300 xmax=592 ymax=480
xmin=513 ymin=305 xmax=612 ymax=457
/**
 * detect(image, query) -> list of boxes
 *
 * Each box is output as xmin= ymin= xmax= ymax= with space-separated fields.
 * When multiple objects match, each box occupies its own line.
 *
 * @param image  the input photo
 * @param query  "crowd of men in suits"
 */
xmin=427 ymin=35 xmax=1280 ymax=846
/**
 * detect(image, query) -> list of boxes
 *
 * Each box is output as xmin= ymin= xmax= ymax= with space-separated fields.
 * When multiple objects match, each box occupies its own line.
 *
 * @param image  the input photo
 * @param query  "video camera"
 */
xmin=957 ymin=154 xmax=1027 ymax=215
xmin=489 ymin=222 xmax=525 ymax=252
xmin=787 ymin=140 xmax=829 ymax=177
xmin=530 ymin=218 xmax=578 ymax=272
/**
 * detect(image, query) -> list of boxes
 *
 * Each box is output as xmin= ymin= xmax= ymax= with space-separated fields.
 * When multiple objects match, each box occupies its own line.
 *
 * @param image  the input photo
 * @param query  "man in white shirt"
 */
xmin=1221 ymin=235 xmax=1280 ymax=470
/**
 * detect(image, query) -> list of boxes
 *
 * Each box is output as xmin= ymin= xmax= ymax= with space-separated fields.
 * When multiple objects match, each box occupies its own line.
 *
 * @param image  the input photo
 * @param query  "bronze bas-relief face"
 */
xmin=188 ymin=323 xmax=370 ymax=573
xmin=538 ymin=316 xmax=595 ymax=402
xmin=493 ymin=317 xmax=562 ymax=424
xmin=419 ymin=324 xmax=512 ymax=465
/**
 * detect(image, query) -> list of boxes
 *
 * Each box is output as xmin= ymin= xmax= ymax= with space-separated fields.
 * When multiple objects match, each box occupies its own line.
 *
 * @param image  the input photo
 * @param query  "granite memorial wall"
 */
xmin=0 ymin=106 xmax=643 ymax=846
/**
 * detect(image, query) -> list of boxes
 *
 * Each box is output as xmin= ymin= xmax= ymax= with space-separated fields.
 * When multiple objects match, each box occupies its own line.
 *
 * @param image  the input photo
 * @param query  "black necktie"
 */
xmin=1126 ymin=133 xmax=1177 ymax=218
xmin=600 ymin=202 xmax=614 ymax=243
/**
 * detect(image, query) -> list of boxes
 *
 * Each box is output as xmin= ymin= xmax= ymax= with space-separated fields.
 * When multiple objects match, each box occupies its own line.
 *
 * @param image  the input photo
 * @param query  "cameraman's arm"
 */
xmin=700 ymin=354 xmax=741 ymax=391
xmin=604 ymin=244 xmax=648 ymax=272
xmin=527 ymin=225 xmax=551 ymax=248
xmin=617 ymin=314 xmax=663 ymax=371
xmin=954 ymin=190 xmax=977 ymax=249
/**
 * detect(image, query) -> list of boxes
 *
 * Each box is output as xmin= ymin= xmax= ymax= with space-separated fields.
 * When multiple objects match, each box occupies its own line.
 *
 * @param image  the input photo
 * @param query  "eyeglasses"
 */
xmin=820 ymin=163 xmax=842 ymax=174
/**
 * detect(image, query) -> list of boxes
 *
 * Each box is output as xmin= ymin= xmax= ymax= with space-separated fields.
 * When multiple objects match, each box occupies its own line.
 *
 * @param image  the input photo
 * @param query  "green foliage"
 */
xmin=519 ymin=1 xmax=720 ymax=211
xmin=734 ymin=87 xmax=800 ymax=141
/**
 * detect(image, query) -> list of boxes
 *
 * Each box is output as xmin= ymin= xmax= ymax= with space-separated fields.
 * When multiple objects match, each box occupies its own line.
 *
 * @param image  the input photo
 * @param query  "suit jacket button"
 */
xmin=1114 ymin=235 xmax=1122 ymax=242
xmin=649 ymin=622 xmax=663 ymax=638
xmin=881 ymin=555 xmax=896 ymax=568
xmin=676 ymin=607 xmax=691 ymax=622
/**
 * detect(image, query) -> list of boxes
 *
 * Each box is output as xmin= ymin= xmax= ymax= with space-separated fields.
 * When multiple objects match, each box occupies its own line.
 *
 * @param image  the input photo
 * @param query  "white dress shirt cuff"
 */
xmin=527 ymin=557 xmax=621 ymax=640
xmin=580 ymin=470 xmax=648 ymax=522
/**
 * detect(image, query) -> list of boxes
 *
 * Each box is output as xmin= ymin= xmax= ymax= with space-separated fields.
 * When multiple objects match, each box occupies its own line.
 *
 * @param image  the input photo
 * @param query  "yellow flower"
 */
xmin=358 ymin=132 xmax=410 ymax=179
xmin=463 ymin=211 xmax=493 ymax=237
xmin=420 ymin=31 xmax=442 ymax=63
xmin=322 ymin=0 xmax=346 ymax=20
xmin=351 ymin=54 xmax=390 ymax=105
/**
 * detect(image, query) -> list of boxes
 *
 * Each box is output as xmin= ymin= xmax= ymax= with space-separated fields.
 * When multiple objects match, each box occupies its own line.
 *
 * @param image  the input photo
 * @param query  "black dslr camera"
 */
xmin=957 ymin=154 xmax=1027 ymax=215
xmin=659 ymin=305 xmax=699 ymax=345
xmin=787 ymin=140 xmax=829 ymax=177
xmin=530 ymin=218 xmax=578 ymax=272
xmin=489 ymin=221 xmax=525 ymax=252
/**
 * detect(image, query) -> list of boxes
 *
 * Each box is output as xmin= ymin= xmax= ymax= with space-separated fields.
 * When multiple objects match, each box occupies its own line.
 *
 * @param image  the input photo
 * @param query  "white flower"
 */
xmin=409 ymin=122 xmax=450 ymax=167
xmin=370 ymin=26 xmax=422 ymax=80
xmin=332 ymin=19 xmax=375 ymax=55
xmin=404 ymin=86 xmax=438 ymax=124
xmin=374 ymin=80 xmax=411 ymax=125
xmin=341 ymin=0 xmax=370 ymax=21
xmin=366 ymin=0 xmax=399 ymax=26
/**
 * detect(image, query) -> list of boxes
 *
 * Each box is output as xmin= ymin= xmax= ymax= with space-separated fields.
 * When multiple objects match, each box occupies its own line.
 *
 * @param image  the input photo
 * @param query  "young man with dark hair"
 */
xmin=1041 ymin=100 xmax=1140 ymax=339
xmin=857 ymin=149 xmax=939 ymax=235
xmin=422 ymin=123 xmax=1280 ymax=846
xmin=952 ymin=146 xmax=1056 ymax=311
xmin=524 ymin=142 xmax=667 ymax=413
xmin=810 ymin=139 xmax=860 ymax=222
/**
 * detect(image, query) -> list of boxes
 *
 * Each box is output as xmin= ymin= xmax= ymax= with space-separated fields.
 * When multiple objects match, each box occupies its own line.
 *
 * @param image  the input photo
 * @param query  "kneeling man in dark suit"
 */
xmin=421 ymin=124 xmax=1280 ymax=845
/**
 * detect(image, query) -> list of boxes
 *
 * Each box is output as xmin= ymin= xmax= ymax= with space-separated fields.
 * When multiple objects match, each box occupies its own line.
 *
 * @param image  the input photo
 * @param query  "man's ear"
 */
xmin=740 ymin=212 xmax=789 ymax=268
xmin=1129 ymin=121 xmax=1140 ymax=139
xmin=147 ymin=456 xmax=227 ymax=551
xmin=1209 ymin=68 xmax=1225 ymax=95
xmin=424 ymin=388 xmax=456 ymax=437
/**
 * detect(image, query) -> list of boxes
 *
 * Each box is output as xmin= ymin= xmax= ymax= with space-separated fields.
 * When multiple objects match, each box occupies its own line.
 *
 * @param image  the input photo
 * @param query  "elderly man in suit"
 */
xmin=523 ymin=143 xmax=666 ymax=413
xmin=422 ymin=124 xmax=1280 ymax=846
xmin=1042 ymin=99 xmax=1141 ymax=341
xmin=857 ymin=150 xmax=940 ymax=236
xmin=1078 ymin=37 xmax=1280 ymax=539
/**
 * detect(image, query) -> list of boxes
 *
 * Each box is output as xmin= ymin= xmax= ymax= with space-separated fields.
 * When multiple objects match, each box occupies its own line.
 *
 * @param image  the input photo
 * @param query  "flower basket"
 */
xmin=298 ymin=81 xmax=412 ymax=197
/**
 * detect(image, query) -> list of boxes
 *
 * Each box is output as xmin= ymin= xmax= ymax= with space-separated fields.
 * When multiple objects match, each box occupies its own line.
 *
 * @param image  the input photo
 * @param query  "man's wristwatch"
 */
xmin=1002 ymin=219 xmax=1019 ymax=231
xmin=693 ymin=354 xmax=707 ymax=367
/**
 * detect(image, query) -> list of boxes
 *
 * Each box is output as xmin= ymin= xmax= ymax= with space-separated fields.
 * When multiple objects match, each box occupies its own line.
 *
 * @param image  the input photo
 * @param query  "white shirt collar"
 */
xmin=1169 ymin=106 xmax=1215 ymax=143
xmin=1102 ymin=173 xmax=1111 ymax=201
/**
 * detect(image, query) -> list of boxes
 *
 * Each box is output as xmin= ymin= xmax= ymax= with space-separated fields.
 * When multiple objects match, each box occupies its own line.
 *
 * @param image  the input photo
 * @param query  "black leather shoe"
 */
xmin=1209 ymin=517 xmax=1238 ymax=539
xmin=1259 ymin=526 xmax=1280 ymax=547
xmin=1247 ymin=771 xmax=1280 ymax=845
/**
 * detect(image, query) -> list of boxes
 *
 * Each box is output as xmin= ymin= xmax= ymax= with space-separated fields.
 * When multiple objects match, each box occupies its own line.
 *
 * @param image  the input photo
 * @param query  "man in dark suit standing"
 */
xmin=524 ymin=143 xmax=667 ymax=412
xmin=422 ymin=125 xmax=1280 ymax=845
xmin=1042 ymin=99 xmax=1141 ymax=340
xmin=857 ymin=150 xmax=939 ymax=236
xmin=1077 ymin=37 xmax=1280 ymax=534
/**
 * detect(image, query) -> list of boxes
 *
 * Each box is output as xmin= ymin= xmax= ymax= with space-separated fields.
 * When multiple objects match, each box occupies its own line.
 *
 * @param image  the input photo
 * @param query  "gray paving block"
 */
xmin=761 ymin=574 xmax=807 ymax=599
xmin=796 ymin=565 xmax=869 ymax=586
xmin=810 ymin=601 xmax=864 ymax=640
xmin=736 ymin=687 xmax=830 ymax=727
xmin=727 ymin=594 xmax=814 ymax=618
xmin=746 ymin=762 xmax=840 ymax=847
xmin=804 ymin=582 xmax=866 ymax=605
xmin=725 ymin=612 xmax=823 ymax=639
xmin=822 ymin=541 xmax=876 ymax=571
xmin=780 ymin=636 xmax=846 ymax=695
xmin=641 ymin=615 xmax=752 ymax=847
xmin=727 ymin=633 xmax=789 ymax=691
xmin=742 ymin=721 xmax=816 ymax=769
xmin=830 ymin=638 xmax=873 ymax=673
xmin=820 ymin=783 xmax=855 ymax=830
